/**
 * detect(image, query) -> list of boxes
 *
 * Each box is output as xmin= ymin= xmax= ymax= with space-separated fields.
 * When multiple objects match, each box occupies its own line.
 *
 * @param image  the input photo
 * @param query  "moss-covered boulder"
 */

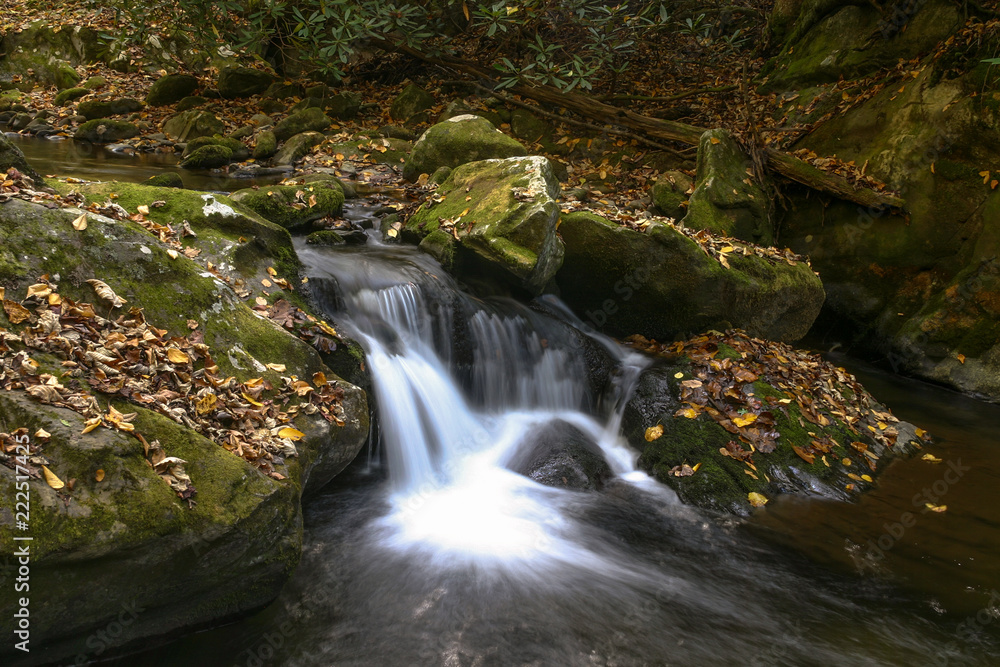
xmin=217 ymin=66 xmax=274 ymax=99
xmin=390 ymin=83 xmax=435 ymax=122
xmin=682 ymin=129 xmax=772 ymax=246
xmin=556 ymin=210 xmax=824 ymax=342
xmin=622 ymin=332 xmax=922 ymax=514
xmin=183 ymin=135 xmax=249 ymax=161
xmin=326 ymin=92 xmax=362 ymax=120
xmin=77 ymin=97 xmax=143 ymax=120
xmin=0 ymin=89 xmax=25 ymax=111
xmin=162 ymin=109 xmax=225 ymax=142
xmin=53 ymin=87 xmax=89 ymax=106
xmin=404 ymin=156 xmax=563 ymax=294
xmin=146 ymin=73 xmax=199 ymax=106
xmin=0 ymin=132 xmax=47 ymax=188
xmin=231 ymin=182 xmax=344 ymax=229
xmin=402 ymin=115 xmax=527 ymax=182
xmin=651 ymin=170 xmax=693 ymax=219
xmin=175 ymin=95 xmax=207 ymax=112
xmin=83 ymin=75 xmax=107 ymax=90
xmin=761 ymin=0 xmax=961 ymax=92
xmin=73 ymin=119 xmax=139 ymax=143
xmin=273 ymin=107 xmax=332 ymax=142
xmin=273 ymin=131 xmax=325 ymax=166
xmin=0 ymin=190 xmax=367 ymax=665
xmin=306 ymin=230 xmax=347 ymax=246
xmin=253 ymin=129 xmax=278 ymax=159
xmin=144 ymin=172 xmax=184 ymax=188
xmin=180 ymin=145 xmax=233 ymax=169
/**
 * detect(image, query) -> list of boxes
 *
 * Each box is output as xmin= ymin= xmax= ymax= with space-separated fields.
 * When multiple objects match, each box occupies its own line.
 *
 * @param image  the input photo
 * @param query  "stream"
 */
xmin=10 ymin=138 xmax=1000 ymax=666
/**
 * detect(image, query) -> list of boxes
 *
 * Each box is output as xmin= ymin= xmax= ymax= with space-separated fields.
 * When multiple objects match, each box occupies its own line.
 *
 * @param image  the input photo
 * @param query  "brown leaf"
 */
xmin=42 ymin=465 xmax=65 ymax=490
xmin=3 ymin=299 xmax=32 ymax=324
xmin=86 ymin=279 xmax=127 ymax=308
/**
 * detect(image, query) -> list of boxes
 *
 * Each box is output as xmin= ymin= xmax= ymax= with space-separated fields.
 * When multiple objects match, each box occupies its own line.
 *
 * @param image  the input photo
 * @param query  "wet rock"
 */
xmin=74 ymin=119 xmax=139 ymax=143
xmin=0 ymin=132 xmax=46 ymax=187
xmin=9 ymin=112 xmax=33 ymax=131
xmin=402 ymin=115 xmax=526 ymax=182
xmin=146 ymin=73 xmax=199 ymax=106
xmin=404 ymin=156 xmax=563 ymax=295
xmin=253 ymin=129 xmax=278 ymax=160
xmin=231 ymin=181 xmax=344 ymax=229
xmin=180 ymin=144 xmax=233 ymax=169
xmin=390 ymin=83 xmax=435 ymax=122
xmin=273 ymin=130 xmax=324 ymax=165
xmin=77 ymin=97 xmax=144 ymax=120
xmin=217 ymin=66 xmax=274 ymax=99
xmin=144 ymin=172 xmax=184 ymax=188
xmin=183 ymin=135 xmax=249 ymax=161
xmin=507 ymin=421 xmax=613 ymax=491
xmin=53 ymin=87 xmax=89 ymax=106
xmin=379 ymin=125 xmax=417 ymax=141
xmin=306 ymin=230 xmax=346 ymax=246
xmin=556 ymin=210 xmax=823 ymax=343
xmin=162 ymin=109 xmax=224 ymax=142
xmin=273 ymin=107 xmax=332 ymax=142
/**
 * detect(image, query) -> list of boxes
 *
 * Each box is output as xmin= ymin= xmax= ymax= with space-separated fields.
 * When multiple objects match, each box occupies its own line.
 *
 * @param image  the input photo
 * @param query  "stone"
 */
xmin=273 ymin=107 xmax=332 ymax=142
xmin=0 ymin=132 xmax=46 ymax=188
xmin=231 ymin=181 xmax=344 ymax=229
xmin=77 ymin=98 xmax=143 ymax=120
xmin=437 ymin=99 xmax=473 ymax=122
xmin=402 ymin=115 xmax=527 ymax=182
xmin=82 ymin=75 xmax=107 ymax=90
xmin=53 ymin=87 xmax=88 ymax=106
xmin=404 ymin=156 xmax=564 ymax=294
xmin=217 ymin=66 xmax=274 ymax=99
xmin=162 ymin=110 xmax=225 ymax=142
xmin=264 ymin=81 xmax=304 ymax=100
xmin=390 ymin=83 xmax=435 ymax=121
xmin=182 ymin=135 xmax=249 ymax=161
xmin=651 ymin=170 xmax=693 ymax=219
xmin=273 ymin=131 xmax=324 ymax=165
xmin=326 ymin=92 xmax=362 ymax=120
xmin=510 ymin=108 xmax=553 ymax=143
xmin=682 ymin=129 xmax=773 ymax=246
xmin=180 ymin=145 xmax=233 ymax=169
xmin=556 ymin=210 xmax=824 ymax=343
xmin=74 ymin=119 xmax=140 ymax=143
xmin=306 ymin=230 xmax=346 ymax=246
xmin=144 ymin=172 xmax=184 ymax=188
xmin=146 ymin=73 xmax=199 ymax=106
xmin=253 ymin=130 xmax=278 ymax=160
xmin=506 ymin=421 xmax=613 ymax=491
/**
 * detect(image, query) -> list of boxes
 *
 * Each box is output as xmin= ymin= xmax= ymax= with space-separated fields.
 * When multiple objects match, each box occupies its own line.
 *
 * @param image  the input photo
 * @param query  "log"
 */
xmin=370 ymin=38 xmax=906 ymax=210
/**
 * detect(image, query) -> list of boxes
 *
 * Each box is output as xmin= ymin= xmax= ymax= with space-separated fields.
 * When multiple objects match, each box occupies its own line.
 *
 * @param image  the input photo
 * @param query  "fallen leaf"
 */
xmin=137 ymin=204 xmax=149 ymax=215
xmin=34 ymin=428 xmax=50 ymax=439
xmin=3 ymin=300 xmax=32 ymax=324
xmin=167 ymin=348 xmax=190 ymax=364
xmin=42 ymin=465 xmax=65 ymax=490
xmin=95 ymin=469 xmax=105 ymax=482
xmin=674 ymin=372 xmax=684 ymax=379
xmin=733 ymin=413 xmax=757 ymax=427
xmin=266 ymin=363 xmax=286 ymax=372
xmin=925 ymin=503 xmax=947 ymax=513
xmin=957 ymin=353 xmax=966 ymax=364
xmin=792 ymin=445 xmax=815 ymax=464
xmin=167 ymin=249 xmax=179 ymax=259
xmin=277 ymin=426 xmax=305 ymax=441
xmin=644 ymin=424 xmax=664 ymax=441
xmin=86 ymin=279 xmax=127 ymax=308
xmin=71 ymin=212 xmax=88 ymax=230
xmin=747 ymin=492 xmax=768 ymax=507
xmin=921 ymin=453 xmax=943 ymax=463
xmin=26 ymin=283 xmax=52 ymax=299
xmin=82 ymin=416 xmax=103 ymax=434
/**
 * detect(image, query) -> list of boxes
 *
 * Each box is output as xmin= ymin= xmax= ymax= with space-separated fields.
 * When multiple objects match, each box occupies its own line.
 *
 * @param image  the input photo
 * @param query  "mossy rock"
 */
xmin=402 ymin=115 xmax=527 ymax=182
xmin=0 ymin=89 xmax=25 ymax=111
xmin=162 ymin=109 xmax=224 ymax=142
xmin=231 ymin=182 xmax=344 ymax=229
xmin=273 ymin=107 xmax=332 ymax=142
xmin=217 ymin=66 xmax=274 ymax=99
xmin=306 ymin=230 xmax=346 ymax=246
xmin=77 ymin=98 xmax=143 ymax=120
xmin=53 ymin=87 xmax=88 ymax=106
xmin=326 ymin=92 xmax=362 ymax=120
xmin=556 ymin=210 xmax=824 ymax=343
xmin=682 ymin=129 xmax=772 ymax=246
xmin=82 ymin=75 xmax=107 ymax=90
xmin=0 ymin=132 xmax=47 ymax=188
xmin=175 ymin=95 xmax=207 ymax=112
xmin=253 ymin=129 xmax=278 ymax=159
xmin=390 ymin=83 xmax=435 ymax=121
xmin=264 ymin=81 xmax=304 ymax=100
xmin=144 ymin=172 xmax=184 ymax=188
xmin=273 ymin=131 xmax=325 ymax=166
xmin=180 ymin=144 xmax=233 ymax=169
xmin=651 ymin=170 xmax=693 ymax=219
xmin=74 ymin=119 xmax=139 ymax=143
xmin=183 ymin=135 xmax=249 ymax=161
xmin=146 ymin=73 xmax=199 ymax=106
xmin=405 ymin=156 xmax=563 ymax=294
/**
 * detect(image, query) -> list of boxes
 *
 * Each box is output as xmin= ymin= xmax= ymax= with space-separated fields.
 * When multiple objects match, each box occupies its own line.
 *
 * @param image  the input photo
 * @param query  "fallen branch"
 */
xmin=598 ymin=84 xmax=738 ymax=103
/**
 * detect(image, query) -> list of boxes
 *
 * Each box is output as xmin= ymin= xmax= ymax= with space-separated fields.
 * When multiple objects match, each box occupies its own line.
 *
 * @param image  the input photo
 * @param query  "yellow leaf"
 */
xmin=48 ymin=293 xmax=62 ymax=306
xmin=460 ymin=207 xmax=471 ymax=217
xmin=733 ymin=413 xmax=757 ymax=427
xmin=167 ymin=249 xmax=179 ymax=259
xmin=3 ymin=299 xmax=32 ymax=324
xmin=692 ymin=462 xmax=702 ymax=472
xmin=957 ymin=353 xmax=966 ymax=364
xmin=719 ymin=245 xmax=734 ymax=253
xmin=387 ymin=228 xmax=398 ymax=238
xmin=242 ymin=392 xmax=264 ymax=407
xmin=674 ymin=372 xmax=683 ymax=379
xmin=255 ymin=296 xmax=267 ymax=306
xmin=82 ymin=416 xmax=103 ymax=434
xmin=925 ymin=503 xmax=947 ymax=513
xmin=262 ymin=278 xmax=273 ymax=288
xmin=266 ymin=363 xmax=286 ymax=372
xmin=137 ymin=204 xmax=149 ymax=215
xmin=278 ymin=427 xmax=305 ymax=441
xmin=95 ymin=469 xmax=105 ymax=482
xmin=244 ymin=378 xmax=264 ymax=388
xmin=195 ymin=393 xmax=217 ymax=415
xmin=167 ymin=348 xmax=190 ymax=364
xmin=842 ymin=458 xmax=852 ymax=466
xmin=267 ymin=266 xmax=278 ymax=276
xmin=861 ymin=474 xmax=873 ymax=482
xmin=34 ymin=428 xmax=50 ymax=439
xmin=42 ymin=465 xmax=65 ymax=490
xmin=0 ymin=287 xmax=3 ymax=301
xmin=71 ymin=212 xmax=88 ymax=230
xmin=922 ymin=453 xmax=943 ymax=463
xmin=710 ymin=137 xmax=721 ymax=145
xmin=981 ymin=170 xmax=991 ymax=184
xmin=312 ymin=371 xmax=328 ymax=387
xmin=644 ymin=424 xmax=664 ymax=441
xmin=675 ymin=406 xmax=699 ymax=419
xmin=317 ymin=321 xmax=337 ymax=336
xmin=26 ymin=283 xmax=52 ymax=299
xmin=747 ymin=492 xmax=768 ymax=507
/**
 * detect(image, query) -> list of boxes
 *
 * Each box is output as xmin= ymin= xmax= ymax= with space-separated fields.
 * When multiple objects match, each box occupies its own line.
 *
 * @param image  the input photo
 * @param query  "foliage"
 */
xmin=98 ymin=0 xmax=758 ymax=91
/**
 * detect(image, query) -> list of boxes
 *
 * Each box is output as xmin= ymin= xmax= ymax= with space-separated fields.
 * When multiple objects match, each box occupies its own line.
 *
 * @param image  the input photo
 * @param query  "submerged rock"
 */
xmin=402 ymin=115 xmax=527 ymax=182
xmin=507 ymin=421 xmax=613 ymax=491
xmin=404 ymin=155 xmax=564 ymax=295
xmin=144 ymin=172 xmax=184 ymax=188
xmin=556 ymin=210 xmax=824 ymax=343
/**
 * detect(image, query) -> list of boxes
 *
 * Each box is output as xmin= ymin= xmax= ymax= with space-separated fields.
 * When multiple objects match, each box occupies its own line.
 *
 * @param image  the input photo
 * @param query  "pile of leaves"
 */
xmin=627 ymin=330 xmax=929 ymax=488
xmin=0 ymin=278 xmax=346 ymax=502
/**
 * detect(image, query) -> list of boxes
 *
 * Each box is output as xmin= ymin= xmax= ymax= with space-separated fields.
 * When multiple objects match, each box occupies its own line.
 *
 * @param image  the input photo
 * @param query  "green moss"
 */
xmin=233 ymin=184 xmax=344 ymax=230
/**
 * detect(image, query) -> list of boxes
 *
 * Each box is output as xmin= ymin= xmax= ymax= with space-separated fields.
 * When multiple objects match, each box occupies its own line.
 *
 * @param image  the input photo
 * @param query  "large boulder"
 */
xmin=622 ymin=331 xmax=923 ymax=514
xmin=556 ymin=211 xmax=824 ymax=343
xmin=180 ymin=145 xmax=233 ymax=169
xmin=273 ymin=131 xmax=325 ymax=165
xmin=231 ymin=181 xmax=344 ymax=229
xmin=402 ymin=115 xmax=527 ymax=182
xmin=682 ymin=129 xmax=772 ymax=246
xmin=253 ymin=129 xmax=278 ymax=159
xmin=77 ymin=98 xmax=143 ymax=120
xmin=0 ymin=185 xmax=367 ymax=666
xmin=0 ymin=132 xmax=47 ymax=188
xmin=217 ymin=66 xmax=274 ymax=99
xmin=390 ymin=83 xmax=435 ymax=122
xmin=403 ymin=156 xmax=563 ymax=294
xmin=273 ymin=107 xmax=332 ymax=142
xmin=162 ymin=110 xmax=225 ymax=142
xmin=73 ymin=119 xmax=139 ymax=143
xmin=53 ymin=87 xmax=88 ymax=106
xmin=145 ymin=73 xmax=199 ymax=106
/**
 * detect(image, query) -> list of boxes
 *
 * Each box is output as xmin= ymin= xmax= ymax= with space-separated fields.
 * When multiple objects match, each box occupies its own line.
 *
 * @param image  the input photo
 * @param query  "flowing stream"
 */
xmin=9 ymin=140 xmax=999 ymax=665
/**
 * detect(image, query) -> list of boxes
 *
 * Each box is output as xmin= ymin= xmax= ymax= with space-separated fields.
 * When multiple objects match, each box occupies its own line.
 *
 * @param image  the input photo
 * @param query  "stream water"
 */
xmin=10 ymin=140 xmax=1000 ymax=665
